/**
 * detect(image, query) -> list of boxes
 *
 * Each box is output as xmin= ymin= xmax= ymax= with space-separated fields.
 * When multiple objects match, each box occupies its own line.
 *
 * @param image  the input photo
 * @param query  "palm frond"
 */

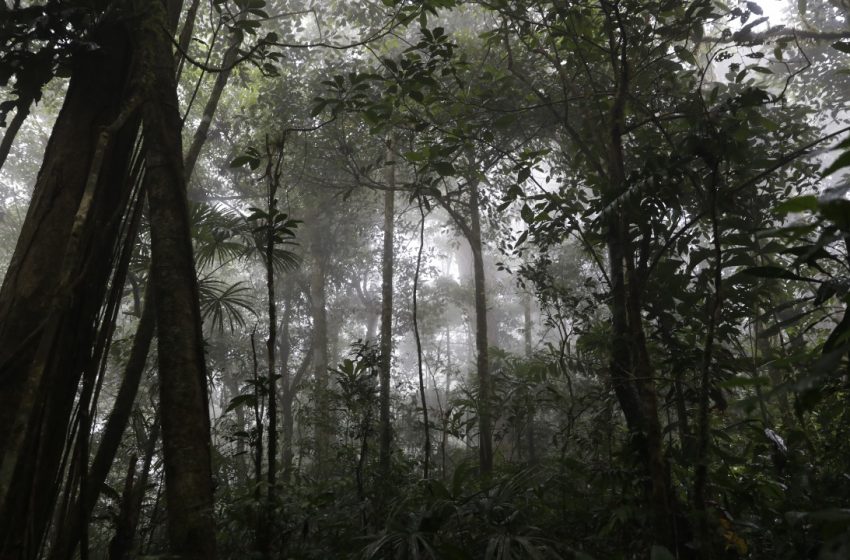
xmin=198 ymin=278 xmax=256 ymax=333
xmin=191 ymin=202 xmax=249 ymax=270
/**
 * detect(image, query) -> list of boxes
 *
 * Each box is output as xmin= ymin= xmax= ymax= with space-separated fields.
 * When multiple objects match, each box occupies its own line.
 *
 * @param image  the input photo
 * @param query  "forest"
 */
xmin=0 ymin=0 xmax=849 ymax=559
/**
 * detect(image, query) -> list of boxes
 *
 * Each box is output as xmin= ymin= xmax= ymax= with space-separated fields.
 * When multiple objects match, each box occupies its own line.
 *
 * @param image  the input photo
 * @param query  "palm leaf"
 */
xmin=198 ymin=278 xmax=256 ymax=332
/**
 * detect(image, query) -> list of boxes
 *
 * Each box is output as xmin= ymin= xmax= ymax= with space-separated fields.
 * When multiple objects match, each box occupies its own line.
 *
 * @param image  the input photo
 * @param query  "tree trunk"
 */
xmin=279 ymin=284 xmax=295 ymax=483
xmin=260 ymin=156 xmax=279 ymax=560
xmin=0 ymin=99 xmax=30 ymax=172
xmin=603 ymin=28 xmax=685 ymax=551
xmin=109 ymin=417 xmax=159 ymax=560
xmin=135 ymin=2 xmax=218 ymax=557
xmin=183 ymin=26 xmax=242 ymax=183
xmin=174 ymin=0 xmax=201 ymax=81
xmin=0 ymin=19 xmax=139 ymax=558
xmin=309 ymin=221 xmax=330 ymax=470
xmin=413 ymin=200 xmax=430 ymax=479
xmin=378 ymin=145 xmax=395 ymax=481
xmin=48 ymin=290 xmax=155 ymax=560
xmin=442 ymin=327 xmax=452 ymax=478
xmin=468 ymin=181 xmax=493 ymax=476
xmin=522 ymin=293 xmax=537 ymax=465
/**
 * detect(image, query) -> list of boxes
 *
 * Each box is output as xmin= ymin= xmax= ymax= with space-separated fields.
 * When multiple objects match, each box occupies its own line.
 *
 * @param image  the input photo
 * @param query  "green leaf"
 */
xmin=310 ymin=99 xmax=327 ymax=117
xmin=739 ymin=266 xmax=811 ymax=282
xmin=774 ymin=195 xmax=818 ymax=215
xmin=674 ymin=45 xmax=696 ymax=65
xmin=824 ymin=150 xmax=850 ymax=176
xmin=229 ymin=155 xmax=257 ymax=168
xmin=832 ymin=41 xmax=850 ymax=55
xmin=517 ymin=167 xmax=531 ymax=183
xmin=404 ymin=150 xmax=428 ymax=162
xmin=225 ymin=393 xmax=257 ymax=413
xmin=433 ymin=161 xmax=455 ymax=176
xmin=493 ymin=114 xmax=515 ymax=129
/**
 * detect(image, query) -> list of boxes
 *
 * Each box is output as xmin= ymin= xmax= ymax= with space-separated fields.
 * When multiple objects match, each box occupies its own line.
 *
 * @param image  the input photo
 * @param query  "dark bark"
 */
xmin=174 ymin=0 xmax=201 ymax=81
xmin=437 ymin=187 xmax=492 ymax=474
xmin=378 ymin=146 xmax=396 ymax=481
xmin=694 ymin=177 xmax=723 ymax=558
xmin=0 ymin=99 xmax=30 ymax=171
xmin=468 ymin=181 xmax=493 ymax=476
xmin=110 ymin=455 xmax=138 ymax=560
xmin=136 ymin=1 xmax=217 ymax=557
xmin=88 ymin=290 xmax=155 ymax=513
xmin=250 ymin=330 xmax=264 ymax=506
xmin=183 ymin=27 xmax=243 ymax=182
xmin=522 ymin=293 xmax=537 ymax=465
xmin=279 ymin=284 xmax=294 ymax=483
xmin=49 ymin=290 xmax=155 ymax=560
xmin=0 ymin=20 xmax=139 ymax=558
xmin=601 ymin=7 xmax=688 ymax=550
xmin=260 ymin=143 xmax=281 ymax=560
xmin=441 ymin=328 xmax=452 ymax=478
xmin=413 ymin=200 xmax=431 ymax=480
xmin=109 ymin=418 xmax=159 ymax=560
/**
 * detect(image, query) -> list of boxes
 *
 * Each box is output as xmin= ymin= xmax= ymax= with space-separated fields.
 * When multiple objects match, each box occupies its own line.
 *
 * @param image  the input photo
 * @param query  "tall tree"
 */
xmin=378 ymin=140 xmax=396 ymax=481
xmin=0 ymin=1 xmax=221 ymax=557
xmin=0 ymin=11 xmax=140 ymax=557
xmin=135 ymin=1 xmax=218 ymax=557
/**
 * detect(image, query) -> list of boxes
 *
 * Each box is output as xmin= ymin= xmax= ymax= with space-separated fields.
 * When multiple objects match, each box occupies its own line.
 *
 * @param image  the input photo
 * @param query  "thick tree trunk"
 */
xmin=378 ymin=146 xmax=395 ymax=480
xmin=0 ymin=20 xmax=139 ymax=558
xmin=135 ymin=2 xmax=218 ymax=558
xmin=468 ymin=181 xmax=493 ymax=476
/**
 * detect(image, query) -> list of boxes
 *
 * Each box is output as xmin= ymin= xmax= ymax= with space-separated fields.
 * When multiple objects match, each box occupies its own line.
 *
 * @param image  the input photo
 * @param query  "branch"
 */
xmin=722 ymin=26 xmax=850 ymax=44
xmin=647 ymin=125 xmax=850 ymax=275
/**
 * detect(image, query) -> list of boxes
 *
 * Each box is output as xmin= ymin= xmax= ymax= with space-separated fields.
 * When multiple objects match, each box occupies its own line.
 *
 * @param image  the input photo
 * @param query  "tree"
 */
xmin=0 ymin=1 xmax=218 ymax=557
xmin=379 ymin=140 xmax=397 ymax=481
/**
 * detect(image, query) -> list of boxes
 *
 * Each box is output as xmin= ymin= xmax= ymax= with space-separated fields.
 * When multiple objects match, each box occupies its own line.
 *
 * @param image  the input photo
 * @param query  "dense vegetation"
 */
xmin=1 ymin=0 xmax=850 ymax=559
